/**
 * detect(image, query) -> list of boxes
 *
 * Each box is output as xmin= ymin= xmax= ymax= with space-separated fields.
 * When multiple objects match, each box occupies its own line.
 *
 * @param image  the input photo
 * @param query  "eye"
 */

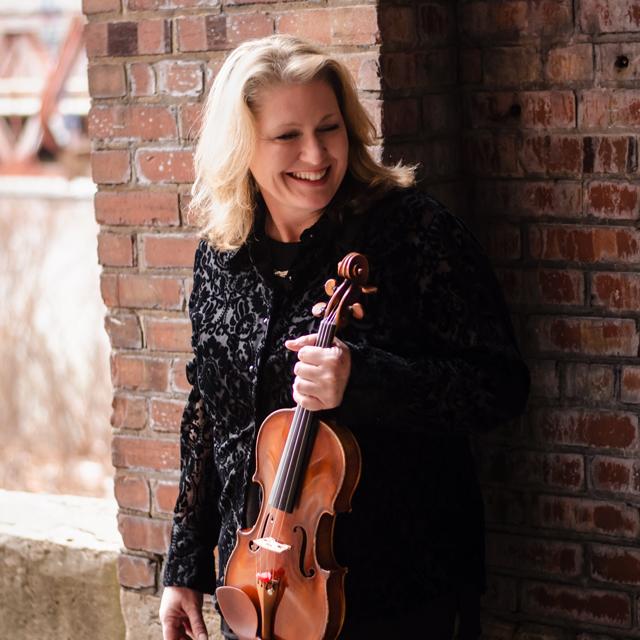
xmin=318 ymin=124 xmax=340 ymax=133
xmin=275 ymin=131 xmax=299 ymax=141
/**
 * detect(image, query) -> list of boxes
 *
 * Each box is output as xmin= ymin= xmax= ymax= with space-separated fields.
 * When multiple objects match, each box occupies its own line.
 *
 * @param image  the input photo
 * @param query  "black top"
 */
xmin=162 ymin=185 xmax=530 ymax=626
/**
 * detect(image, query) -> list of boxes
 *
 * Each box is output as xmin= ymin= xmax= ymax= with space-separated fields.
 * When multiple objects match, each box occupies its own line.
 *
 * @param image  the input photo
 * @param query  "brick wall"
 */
xmin=84 ymin=0 xmax=640 ymax=637
xmin=461 ymin=1 xmax=640 ymax=637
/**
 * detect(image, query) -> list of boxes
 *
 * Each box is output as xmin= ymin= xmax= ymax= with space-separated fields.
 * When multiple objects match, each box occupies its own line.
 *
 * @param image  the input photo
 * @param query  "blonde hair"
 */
xmin=190 ymin=34 xmax=415 ymax=250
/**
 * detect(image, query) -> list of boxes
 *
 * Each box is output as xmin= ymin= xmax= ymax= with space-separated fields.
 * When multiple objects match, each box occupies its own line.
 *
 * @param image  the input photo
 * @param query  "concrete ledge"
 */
xmin=0 ymin=489 xmax=125 ymax=640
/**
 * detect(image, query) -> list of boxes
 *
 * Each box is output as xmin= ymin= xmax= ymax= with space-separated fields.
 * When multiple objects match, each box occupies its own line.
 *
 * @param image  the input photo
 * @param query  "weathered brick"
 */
xmin=112 ymin=435 xmax=179 ymax=471
xmin=111 ymin=354 xmax=170 ymax=392
xmin=141 ymin=234 xmax=199 ymax=268
xmin=144 ymin=317 xmax=191 ymax=352
xmin=484 ymin=47 xmax=543 ymax=87
xmin=152 ymin=480 xmax=179 ymax=514
xmin=89 ymin=105 xmax=177 ymax=140
xmin=534 ymin=495 xmax=640 ymax=539
xmin=545 ymin=44 xmax=594 ymax=83
xmin=463 ymin=132 xmax=521 ymax=177
xmin=105 ymin=314 xmax=143 ymax=349
xmin=591 ymin=544 xmax=640 ymax=586
xmin=563 ymin=363 xmax=614 ymax=403
xmin=88 ymin=64 xmax=126 ymax=98
xmin=114 ymin=473 xmax=150 ymax=511
xmin=135 ymin=148 xmax=195 ymax=184
xmin=529 ymin=225 xmax=640 ymax=263
xmin=170 ymin=357 xmax=191 ymax=393
xmin=117 ymin=554 xmax=157 ymax=590
xmin=523 ymin=582 xmax=631 ymax=628
xmin=621 ymin=366 xmax=640 ymax=403
xmin=84 ymin=22 xmax=108 ymax=58
xmin=111 ymin=394 xmax=147 ymax=430
xmin=379 ymin=6 xmax=416 ymax=46
xmin=497 ymin=267 xmax=583 ymax=306
xmin=482 ymin=574 xmax=518 ymax=613
xmin=178 ymin=103 xmax=203 ymax=141
xmin=150 ymin=398 xmax=185 ymax=432
xmin=97 ymin=231 xmax=134 ymax=266
xmin=487 ymin=533 xmax=583 ymax=577
xmin=118 ymin=513 xmax=172 ymax=554
xmin=592 ymin=272 xmax=640 ymax=311
xmin=332 ymin=6 xmax=379 ymax=46
xmin=91 ymin=149 xmax=130 ymax=184
xmin=585 ymin=180 xmax=640 ymax=218
xmin=579 ymin=89 xmax=640 ymax=129
xmin=579 ymin=1 xmax=640 ymax=34
xmin=128 ymin=62 xmax=156 ymax=97
xmin=531 ymin=408 xmax=638 ymax=450
xmin=595 ymin=43 xmax=640 ymax=84
xmin=520 ymin=135 xmax=583 ymax=176
xmin=528 ymin=359 xmax=560 ymax=398
xmin=480 ymin=225 xmax=521 ymax=261
xmin=95 ymin=191 xmax=179 ymax=226
xmin=156 ymin=61 xmax=203 ymax=97
xmin=591 ymin=456 xmax=640 ymax=494
xmin=583 ymin=137 xmax=636 ymax=175
xmin=277 ymin=10 xmax=332 ymax=45
xmin=83 ymin=0 xmax=121 ymax=13
xmin=112 ymin=274 xmax=184 ymax=310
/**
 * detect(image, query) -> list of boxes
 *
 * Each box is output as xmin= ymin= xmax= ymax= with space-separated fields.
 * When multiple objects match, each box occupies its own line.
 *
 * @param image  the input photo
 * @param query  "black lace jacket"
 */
xmin=163 ymin=186 xmax=530 ymax=621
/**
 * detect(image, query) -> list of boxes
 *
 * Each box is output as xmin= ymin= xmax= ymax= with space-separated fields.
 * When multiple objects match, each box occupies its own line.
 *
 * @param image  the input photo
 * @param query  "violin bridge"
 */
xmin=252 ymin=536 xmax=291 ymax=554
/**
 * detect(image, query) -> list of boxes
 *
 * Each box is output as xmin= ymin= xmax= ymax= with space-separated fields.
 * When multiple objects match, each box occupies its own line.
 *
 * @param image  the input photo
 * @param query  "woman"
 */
xmin=159 ymin=35 xmax=529 ymax=640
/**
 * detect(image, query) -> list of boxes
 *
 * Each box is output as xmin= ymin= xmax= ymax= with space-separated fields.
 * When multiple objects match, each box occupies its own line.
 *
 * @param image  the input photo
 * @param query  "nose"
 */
xmin=299 ymin=133 xmax=326 ymax=165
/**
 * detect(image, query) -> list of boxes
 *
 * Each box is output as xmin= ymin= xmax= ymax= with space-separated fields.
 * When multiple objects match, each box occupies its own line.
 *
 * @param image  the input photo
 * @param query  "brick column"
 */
xmin=82 ymin=1 xmax=384 ymax=636
xmin=460 ymin=1 xmax=640 ymax=636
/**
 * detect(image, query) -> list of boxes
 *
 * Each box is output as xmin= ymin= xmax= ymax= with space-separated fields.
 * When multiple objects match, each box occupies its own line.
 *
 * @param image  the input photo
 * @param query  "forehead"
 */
xmin=251 ymin=80 xmax=340 ymax=125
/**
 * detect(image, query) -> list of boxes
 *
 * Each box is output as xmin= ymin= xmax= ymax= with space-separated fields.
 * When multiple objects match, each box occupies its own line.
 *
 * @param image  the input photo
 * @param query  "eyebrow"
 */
xmin=274 ymin=113 xmax=338 ymax=128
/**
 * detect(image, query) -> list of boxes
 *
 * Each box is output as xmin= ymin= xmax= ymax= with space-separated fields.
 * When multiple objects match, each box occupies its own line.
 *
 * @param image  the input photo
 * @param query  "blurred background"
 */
xmin=0 ymin=0 xmax=112 ymax=498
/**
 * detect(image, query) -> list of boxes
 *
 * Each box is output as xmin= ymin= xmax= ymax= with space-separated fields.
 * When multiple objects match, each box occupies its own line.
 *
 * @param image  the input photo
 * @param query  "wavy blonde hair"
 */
xmin=190 ymin=34 xmax=415 ymax=250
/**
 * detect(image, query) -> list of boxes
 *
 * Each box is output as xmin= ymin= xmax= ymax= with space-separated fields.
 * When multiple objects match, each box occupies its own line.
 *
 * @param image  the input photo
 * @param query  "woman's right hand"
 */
xmin=159 ymin=586 xmax=208 ymax=640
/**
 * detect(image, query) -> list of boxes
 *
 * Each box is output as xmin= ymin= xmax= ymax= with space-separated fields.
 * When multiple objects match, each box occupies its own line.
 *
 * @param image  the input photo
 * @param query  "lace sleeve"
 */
xmin=336 ymin=199 xmax=530 ymax=434
xmin=163 ymin=242 xmax=221 ymax=594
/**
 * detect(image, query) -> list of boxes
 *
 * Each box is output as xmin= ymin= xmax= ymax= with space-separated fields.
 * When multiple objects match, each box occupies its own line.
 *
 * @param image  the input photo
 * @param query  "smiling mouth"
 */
xmin=287 ymin=167 xmax=330 ymax=182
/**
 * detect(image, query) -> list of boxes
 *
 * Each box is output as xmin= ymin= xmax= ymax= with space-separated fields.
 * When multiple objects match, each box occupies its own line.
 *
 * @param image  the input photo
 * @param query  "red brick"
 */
xmin=177 ymin=14 xmax=273 ymax=52
xmin=83 ymin=0 xmax=121 ymax=13
xmin=591 ymin=544 xmax=640 ymax=586
xmin=484 ymin=47 xmax=543 ymax=87
xmin=520 ymin=135 xmax=583 ymax=176
xmin=112 ymin=435 xmax=179 ymax=471
xmin=91 ymin=149 xmax=130 ymax=184
xmin=422 ymin=93 xmax=459 ymax=134
xmin=137 ymin=19 xmax=171 ymax=55
xmin=171 ymin=357 xmax=191 ymax=393
xmin=545 ymin=44 xmax=594 ymax=83
xmin=522 ymin=582 xmax=631 ymax=628
xmin=114 ymin=473 xmax=150 ymax=511
xmin=529 ymin=225 xmax=640 ymax=263
xmin=178 ymin=103 xmax=203 ymax=141
xmin=583 ymin=137 xmax=635 ymax=175
xmin=111 ymin=394 xmax=147 ymax=430
xmin=520 ymin=91 xmax=576 ymax=129
xmin=461 ymin=1 xmax=528 ymax=39
xmin=591 ymin=456 xmax=640 ymax=494
xmin=379 ymin=6 xmax=416 ymax=45
xmin=579 ymin=89 xmax=640 ymax=130
xmin=111 ymin=354 xmax=170 ymax=392
xmin=105 ymin=314 xmax=143 ymax=349
xmin=89 ymin=105 xmax=177 ymax=141
xmin=476 ymin=180 xmax=582 ymax=217
xmin=145 ymin=317 xmax=191 ymax=352
xmin=101 ymin=273 xmax=118 ymax=307
xmin=95 ymin=191 xmax=179 ymax=226
xmin=534 ymin=495 xmax=640 ymax=539
xmin=118 ymin=514 xmax=172 ymax=554
xmin=416 ymin=48 xmax=458 ymax=88
xmin=380 ymin=52 xmax=417 ymax=91
xmin=88 ymin=64 xmax=126 ymax=98
xmin=113 ymin=274 xmax=184 ymax=310
xmin=497 ymin=268 xmax=583 ymax=306
xmin=585 ymin=181 xmax=640 ymax=218
xmin=463 ymin=133 xmax=521 ymax=177
xmin=563 ymin=363 xmax=614 ymax=403
xmin=487 ymin=533 xmax=583 ymax=577
xmin=528 ymin=315 xmax=639 ymax=357
xmin=135 ymin=148 xmax=195 ymax=184
xmin=458 ymin=48 xmax=482 ymax=84
xmin=152 ymin=480 xmax=179 ymax=514
xmin=531 ymin=409 xmax=638 ymax=450
xmin=277 ymin=10 xmax=332 ymax=45
xmin=622 ymin=366 xmax=640 ymax=403
xmin=156 ymin=61 xmax=203 ymax=97
xmin=480 ymin=224 xmax=521 ymax=261
xmin=150 ymin=398 xmax=185 ymax=432
xmin=592 ymin=272 xmax=640 ymax=311
xmin=128 ymin=62 xmax=155 ymax=97
xmin=528 ymin=359 xmax=560 ymax=398
xmin=579 ymin=1 xmax=640 ymax=34
xmin=331 ymin=6 xmax=379 ymax=46
xmin=418 ymin=3 xmax=455 ymax=43
xmin=97 ymin=231 xmax=134 ymax=267
xmin=84 ymin=22 xmax=108 ymax=58
xmin=140 ymin=234 xmax=198 ymax=268
xmin=117 ymin=554 xmax=156 ymax=589
xmin=596 ymin=43 xmax=640 ymax=84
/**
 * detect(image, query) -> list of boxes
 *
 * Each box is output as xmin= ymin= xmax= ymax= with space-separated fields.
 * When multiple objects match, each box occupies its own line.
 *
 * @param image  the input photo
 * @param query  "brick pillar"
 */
xmin=82 ymin=1 xmax=383 ymax=636
xmin=460 ymin=1 xmax=640 ymax=636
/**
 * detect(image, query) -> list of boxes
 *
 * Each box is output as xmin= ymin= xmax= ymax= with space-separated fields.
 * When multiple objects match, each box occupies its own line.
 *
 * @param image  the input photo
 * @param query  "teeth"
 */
xmin=290 ymin=169 xmax=327 ymax=181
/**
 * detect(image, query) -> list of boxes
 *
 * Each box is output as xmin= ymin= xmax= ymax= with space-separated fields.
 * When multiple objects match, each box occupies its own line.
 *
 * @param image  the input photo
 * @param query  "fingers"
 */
xmin=183 ymin=603 xmax=208 ymax=640
xmin=285 ymin=333 xmax=317 ymax=352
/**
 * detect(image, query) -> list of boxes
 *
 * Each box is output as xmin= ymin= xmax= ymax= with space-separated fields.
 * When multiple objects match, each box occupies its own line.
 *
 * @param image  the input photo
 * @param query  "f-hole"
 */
xmin=294 ymin=525 xmax=315 ymax=578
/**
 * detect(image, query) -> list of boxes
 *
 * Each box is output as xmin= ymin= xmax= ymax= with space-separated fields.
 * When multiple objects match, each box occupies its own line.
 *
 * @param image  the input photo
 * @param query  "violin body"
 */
xmin=222 ymin=408 xmax=361 ymax=640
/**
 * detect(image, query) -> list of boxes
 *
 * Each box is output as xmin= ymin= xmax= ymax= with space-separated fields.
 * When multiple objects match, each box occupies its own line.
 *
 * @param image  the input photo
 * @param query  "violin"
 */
xmin=216 ymin=253 xmax=375 ymax=640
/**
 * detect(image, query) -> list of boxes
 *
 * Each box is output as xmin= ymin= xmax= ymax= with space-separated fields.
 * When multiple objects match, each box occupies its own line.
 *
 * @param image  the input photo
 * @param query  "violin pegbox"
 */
xmin=312 ymin=253 xmax=376 ymax=326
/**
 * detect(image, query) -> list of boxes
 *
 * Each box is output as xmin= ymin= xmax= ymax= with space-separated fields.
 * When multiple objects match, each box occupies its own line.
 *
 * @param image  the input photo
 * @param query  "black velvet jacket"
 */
xmin=163 ymin=185 xmax=530 ymax=623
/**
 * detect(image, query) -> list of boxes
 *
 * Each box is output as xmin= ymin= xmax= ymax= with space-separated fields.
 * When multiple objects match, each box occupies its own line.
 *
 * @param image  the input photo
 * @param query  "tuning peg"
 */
xmin=349 ymin=303 xmax=364 ymax=320
xmin=362 ymin=286 xmax=378 ymax=295
xmin=324 ymin=279 xmax=336 ymax=296
xmin=312 ymin=302 xmax=327 ymax=318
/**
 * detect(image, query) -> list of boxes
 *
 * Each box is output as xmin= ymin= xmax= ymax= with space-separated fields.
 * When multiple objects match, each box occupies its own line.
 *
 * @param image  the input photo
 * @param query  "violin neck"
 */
xmin=268 ymin=319 xmax=337 ymax=513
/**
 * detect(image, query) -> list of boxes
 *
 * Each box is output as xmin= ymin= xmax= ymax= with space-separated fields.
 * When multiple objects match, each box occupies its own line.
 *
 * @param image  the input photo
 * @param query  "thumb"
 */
xmin=285 ymin=333 xmax=317 ymax=352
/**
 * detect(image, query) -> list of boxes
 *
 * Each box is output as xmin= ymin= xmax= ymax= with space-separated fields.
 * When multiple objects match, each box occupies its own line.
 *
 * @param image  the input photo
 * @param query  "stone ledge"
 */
xmin=0 ymin=489 xmax=126 ymax=640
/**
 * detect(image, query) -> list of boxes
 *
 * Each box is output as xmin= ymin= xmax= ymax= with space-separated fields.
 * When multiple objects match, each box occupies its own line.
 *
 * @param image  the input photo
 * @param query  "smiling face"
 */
xmin=248 ymin=79 xmax=349 ymax=240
